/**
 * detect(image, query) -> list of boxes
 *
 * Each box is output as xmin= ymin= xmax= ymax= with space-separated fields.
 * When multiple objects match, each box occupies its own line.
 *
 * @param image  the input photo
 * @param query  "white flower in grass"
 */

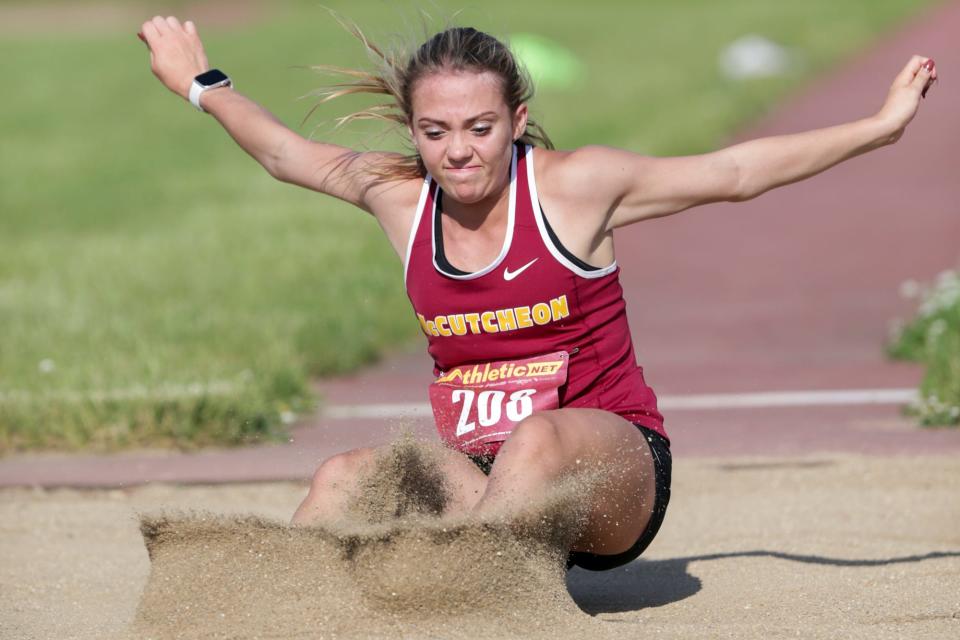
xmin=38 ymin=359 xmax=55 ymax=374
xmin=926 ymin=318 xmax=947 ymax=343
xmin=934 ymin=269 xmax=958 ymax=289
xmin=914 ymin=269 xmax=959 ymax=316
xmin=281 ymin=410 xmax=296 ymax=424
xmin=922 ymin=395 xmax=950 ymax=416
xmin=899 ymin=279 xmax=920 ymax=300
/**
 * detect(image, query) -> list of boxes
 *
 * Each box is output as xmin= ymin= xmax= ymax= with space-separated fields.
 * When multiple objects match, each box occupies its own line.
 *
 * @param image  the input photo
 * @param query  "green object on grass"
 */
xmin=510 ymin=33 xmax=584 ymax=90
xmin=888 ymin=269 xmax=960 ymax=427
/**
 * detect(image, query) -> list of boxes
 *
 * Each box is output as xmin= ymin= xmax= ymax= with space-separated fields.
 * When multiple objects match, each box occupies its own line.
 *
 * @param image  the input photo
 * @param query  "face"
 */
xmin=409 ymin=69 xmax=528 ymax=205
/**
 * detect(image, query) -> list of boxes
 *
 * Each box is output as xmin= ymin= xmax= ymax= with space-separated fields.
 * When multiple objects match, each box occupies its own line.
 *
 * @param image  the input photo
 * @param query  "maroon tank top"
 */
xmin=404 ymin=143 xmax=666 ymax=439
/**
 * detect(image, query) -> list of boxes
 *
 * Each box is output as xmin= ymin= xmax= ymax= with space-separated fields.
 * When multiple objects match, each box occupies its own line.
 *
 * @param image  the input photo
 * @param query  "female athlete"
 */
xmin=139 ymin=16 xmax=937 ymax=570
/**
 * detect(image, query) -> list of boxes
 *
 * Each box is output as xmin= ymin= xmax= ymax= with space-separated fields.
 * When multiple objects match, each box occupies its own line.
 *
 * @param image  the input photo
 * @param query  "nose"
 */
xmin=446 ymin=132 xmax=472 ymax=165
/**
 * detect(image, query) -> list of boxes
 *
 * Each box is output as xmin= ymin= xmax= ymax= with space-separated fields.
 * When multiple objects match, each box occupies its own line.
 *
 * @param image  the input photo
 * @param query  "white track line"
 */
xmin=659 ymin=388 xmax=919 ymax=409
xmin=322 ymin=388 xmax=919 ymax=419
xmin=325 ymin=402 xmax=434 ymax=419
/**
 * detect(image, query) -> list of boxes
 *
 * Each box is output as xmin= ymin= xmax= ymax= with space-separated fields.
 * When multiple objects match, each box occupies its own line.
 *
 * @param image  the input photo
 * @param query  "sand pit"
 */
xmin=130 ymin=439 xmax=608 ymax=639
xmin=131 ymin=513 xmax=602 ymax=639
xmin=2 ymin=454 xmax=958 ymax=639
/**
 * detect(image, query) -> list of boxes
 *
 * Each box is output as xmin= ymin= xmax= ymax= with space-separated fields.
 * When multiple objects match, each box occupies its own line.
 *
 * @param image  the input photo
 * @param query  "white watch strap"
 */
xmin=188 ymin=80 xmax=206 ymax=112
xmin=188 ymin=78 xmax=233 ymax=113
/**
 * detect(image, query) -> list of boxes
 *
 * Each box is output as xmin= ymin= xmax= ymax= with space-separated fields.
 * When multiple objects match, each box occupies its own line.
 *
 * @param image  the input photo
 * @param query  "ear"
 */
xmin=512 ymin=104 xmax=529 ymax=141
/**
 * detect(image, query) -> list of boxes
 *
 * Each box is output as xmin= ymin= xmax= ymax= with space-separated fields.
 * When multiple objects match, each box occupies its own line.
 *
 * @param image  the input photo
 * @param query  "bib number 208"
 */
xmin=452 ymin=388 xmax=537 ymax=436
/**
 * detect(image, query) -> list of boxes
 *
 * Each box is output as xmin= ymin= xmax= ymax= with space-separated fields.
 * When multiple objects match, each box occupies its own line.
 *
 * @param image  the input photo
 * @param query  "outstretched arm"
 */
xmin=558 ymin=55 xmax=937 ymax=230
xmin=137 ymin=15 xmax=405 ymax=213
xmin=712 ymin=56 xmax=937 ymax=201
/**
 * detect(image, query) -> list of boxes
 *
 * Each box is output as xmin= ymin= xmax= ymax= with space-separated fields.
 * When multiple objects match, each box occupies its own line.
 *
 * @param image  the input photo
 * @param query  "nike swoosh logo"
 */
xmin=503 ymin=258 xmax=538 ymax=281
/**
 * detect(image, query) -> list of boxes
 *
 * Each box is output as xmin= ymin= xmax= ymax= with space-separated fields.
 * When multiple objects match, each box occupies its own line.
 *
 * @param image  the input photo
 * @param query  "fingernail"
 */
xmin=923 ymin=58 xmax=935 ymax=71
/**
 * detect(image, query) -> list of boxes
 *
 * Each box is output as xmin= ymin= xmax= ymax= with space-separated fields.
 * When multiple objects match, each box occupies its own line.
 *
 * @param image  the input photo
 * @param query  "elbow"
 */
xmin=265 ymin=161 xmax=288 ymax=183
xmin=706 ymin=150 xmax=754 ymax=203
xmin=728 ymin=189 xmax=756 ymax=203
xmin=731 ymin=178 xmax=777 ymax=203
xmin=262 ymin=136 xmax=295 ymax=182
xmin=263 ymin=162 xmax=282 ymax=182
xmin=726 ymin=156 xmax=760 ymax=202
xmin=263 ymin=150 xmax=286 ymax=182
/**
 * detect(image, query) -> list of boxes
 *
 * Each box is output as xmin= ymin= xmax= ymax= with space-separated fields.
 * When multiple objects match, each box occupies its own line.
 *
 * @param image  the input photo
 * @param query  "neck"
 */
xmin=443 ymin=190 xmax=507 ymax=231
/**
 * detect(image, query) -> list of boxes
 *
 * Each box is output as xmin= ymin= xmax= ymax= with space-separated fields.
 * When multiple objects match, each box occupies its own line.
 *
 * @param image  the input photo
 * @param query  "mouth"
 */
xmin=445 ymin=165 xmax=482 ymax=174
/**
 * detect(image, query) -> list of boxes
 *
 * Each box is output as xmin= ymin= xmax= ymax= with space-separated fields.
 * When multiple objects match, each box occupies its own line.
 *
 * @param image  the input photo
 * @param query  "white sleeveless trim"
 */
xmin=403 ymin=173 xmax=433 ymax=284
xmin=525 ymin=144 xmax=618 ymax=279
xmin=431 ymin=145 xmax=518 ymax=280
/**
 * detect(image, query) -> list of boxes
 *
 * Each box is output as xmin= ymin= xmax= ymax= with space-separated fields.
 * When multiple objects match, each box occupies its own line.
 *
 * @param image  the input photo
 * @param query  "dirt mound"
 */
xmin=131 ymin=438 xmax=613 ymax=639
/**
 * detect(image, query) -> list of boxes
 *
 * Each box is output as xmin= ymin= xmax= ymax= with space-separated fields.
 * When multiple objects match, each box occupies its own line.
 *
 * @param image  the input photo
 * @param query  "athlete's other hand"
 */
xmin=875 ymin=55 xmax=938 ymax=143
xmin=138 ymin=16 xmax=209 ymax=101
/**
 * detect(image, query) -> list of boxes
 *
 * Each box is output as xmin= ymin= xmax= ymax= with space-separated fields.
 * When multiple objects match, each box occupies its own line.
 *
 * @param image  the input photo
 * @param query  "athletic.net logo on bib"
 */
xmin=429 ymin=351 xmax=569 ymax=456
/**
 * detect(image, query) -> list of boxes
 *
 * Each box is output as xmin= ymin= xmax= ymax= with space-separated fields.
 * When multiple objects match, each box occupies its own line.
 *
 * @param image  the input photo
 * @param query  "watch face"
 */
xmin=195 ymin=69 xmax=229 ymax=87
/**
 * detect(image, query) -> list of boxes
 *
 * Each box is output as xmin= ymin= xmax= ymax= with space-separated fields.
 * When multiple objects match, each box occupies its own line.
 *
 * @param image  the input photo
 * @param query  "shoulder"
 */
xmin=365 ymin=172 xmax=431 ymax=259
xmin=336 ymin=151 xmax=425 ymax=214
xmin=532 ymin=145 xmax=650 ymax=202
xmin=364 ymin=170 xmax=427 ymax=219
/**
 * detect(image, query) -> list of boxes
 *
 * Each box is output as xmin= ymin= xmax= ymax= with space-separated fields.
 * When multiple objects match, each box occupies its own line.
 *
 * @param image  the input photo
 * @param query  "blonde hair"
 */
xmin=304 ymin=21 xmax=554 ymax=181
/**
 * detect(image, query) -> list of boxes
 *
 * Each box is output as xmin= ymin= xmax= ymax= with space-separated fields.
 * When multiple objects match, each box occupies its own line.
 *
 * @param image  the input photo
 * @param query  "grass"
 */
xmin=888 ymin=270 xmax=960 ymax=426
xmin=0 ymin=0 xmax=941 ymax=452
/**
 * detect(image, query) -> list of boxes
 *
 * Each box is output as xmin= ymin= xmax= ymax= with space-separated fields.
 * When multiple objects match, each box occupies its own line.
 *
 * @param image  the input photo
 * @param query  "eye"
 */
xmin=472 ymin=125 xmax=491 ymax=136
xmin=424 ymin=130 xmax=444 ymax=139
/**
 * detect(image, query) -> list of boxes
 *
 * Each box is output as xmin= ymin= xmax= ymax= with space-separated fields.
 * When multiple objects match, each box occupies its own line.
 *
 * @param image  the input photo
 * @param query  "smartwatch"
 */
xmin=189 ymin=69 xmax=233 ymax=112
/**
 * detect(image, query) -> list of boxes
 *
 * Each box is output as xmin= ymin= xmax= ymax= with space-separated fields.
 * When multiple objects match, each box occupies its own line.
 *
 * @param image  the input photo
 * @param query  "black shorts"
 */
xmin=468 ymin=424 xmax=672 ymax=572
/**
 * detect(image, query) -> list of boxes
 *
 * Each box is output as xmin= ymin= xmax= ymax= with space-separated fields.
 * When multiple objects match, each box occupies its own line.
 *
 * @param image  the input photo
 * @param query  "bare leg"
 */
xmin=291 ymin=409 xmax=657 ymax=556
xmin=291 ymin=445 xmax=489 ymax=526
xmin=475 ymin=409 xmax=657 ymax=555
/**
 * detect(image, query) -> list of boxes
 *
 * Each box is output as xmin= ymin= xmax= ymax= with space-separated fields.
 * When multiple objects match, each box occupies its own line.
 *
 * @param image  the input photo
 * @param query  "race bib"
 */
xmin=429 ymin=351 xmax=569 ymax=456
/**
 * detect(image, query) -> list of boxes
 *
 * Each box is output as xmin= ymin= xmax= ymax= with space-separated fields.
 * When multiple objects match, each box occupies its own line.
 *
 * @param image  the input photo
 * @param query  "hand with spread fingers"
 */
xmin=876 ymin=55 xmax=938 ymax=143
xmin=138 ymin=16 xmax=210 ymax=101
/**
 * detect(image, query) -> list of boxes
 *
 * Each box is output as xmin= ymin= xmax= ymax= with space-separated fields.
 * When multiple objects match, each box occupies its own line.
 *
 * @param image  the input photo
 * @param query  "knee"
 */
xmin=308 ymin=447 xmax=375 ymax=494
xmin=501 ymin=413 xmax=564 ymax=463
